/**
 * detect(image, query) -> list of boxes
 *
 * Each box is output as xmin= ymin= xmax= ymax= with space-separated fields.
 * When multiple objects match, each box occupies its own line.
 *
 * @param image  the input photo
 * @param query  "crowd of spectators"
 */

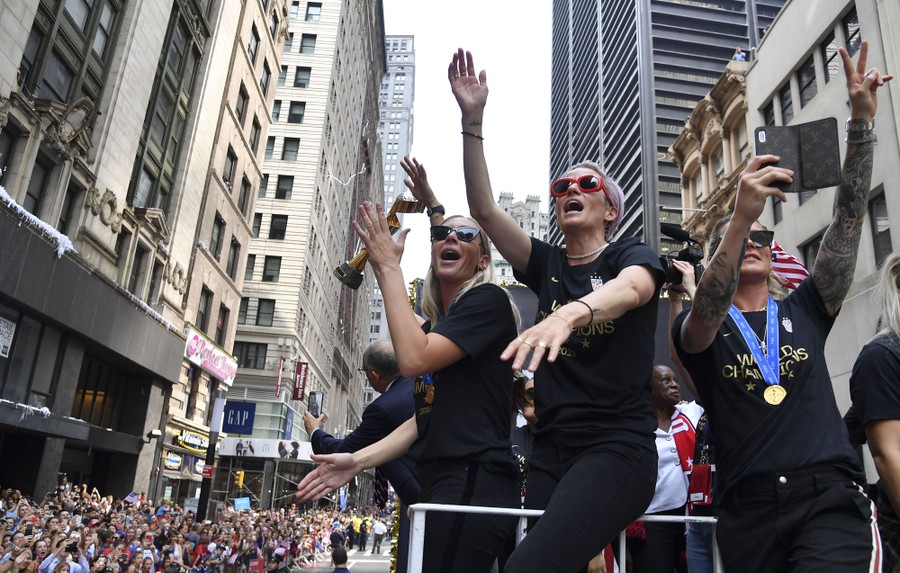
xmin=1 ymin=484 xmax=394 ymax=573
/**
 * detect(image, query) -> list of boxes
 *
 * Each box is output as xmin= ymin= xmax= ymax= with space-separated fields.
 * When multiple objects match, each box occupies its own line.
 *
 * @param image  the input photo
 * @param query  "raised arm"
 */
xmin=352 ymin=202 xmax=468 ymax=376
xmin=448 ymin=49 xmax=532 ymax=271
xmin=678 ymin=156 xmax=790 ymax=354
xmin=813 ymin=40 xmax=891 ymax=316
xmin=400 ymin=156 xmax=445 ymax=226
xmin=666 ymin=261 xmax=700 ymax=398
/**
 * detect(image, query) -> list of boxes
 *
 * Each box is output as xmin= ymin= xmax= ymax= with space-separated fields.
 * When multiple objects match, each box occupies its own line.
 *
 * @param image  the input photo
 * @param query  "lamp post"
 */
xmin=196 ymin=385 xmax=226 ymax=521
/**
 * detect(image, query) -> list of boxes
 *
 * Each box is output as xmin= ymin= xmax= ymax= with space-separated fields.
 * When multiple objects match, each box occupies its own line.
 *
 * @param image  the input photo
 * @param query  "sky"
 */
xmin=379 ymin=0 xmax=554 ymax=280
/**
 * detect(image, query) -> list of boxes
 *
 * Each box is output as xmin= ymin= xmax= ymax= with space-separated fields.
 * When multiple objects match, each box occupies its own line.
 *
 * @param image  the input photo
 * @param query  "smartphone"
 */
xmin=307 ymin=392 xmax=324 ymax=418
xmin=754 ymin=117 xmax=840 ymax=193
xmin=24 ymin=525 xmax=33 ymax=536
xmin=66 ymin=542 xmax=79 ymax=553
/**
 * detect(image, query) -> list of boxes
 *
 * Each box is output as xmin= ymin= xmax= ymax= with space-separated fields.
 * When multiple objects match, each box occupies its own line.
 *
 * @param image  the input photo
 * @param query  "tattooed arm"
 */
xmin=813 ymin=41 xmax=891 ymax=316
xmin=448 ymin=48 xmax=532 ymax=271
xmin=678 ymin=155 xmax=790 ymax=354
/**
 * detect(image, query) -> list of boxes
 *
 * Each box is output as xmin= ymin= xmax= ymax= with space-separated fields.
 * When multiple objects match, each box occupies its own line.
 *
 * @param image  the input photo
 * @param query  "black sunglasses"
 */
xmin=430 ymin=225 xmax=480 ymax=243
xmin=710 ymin=229 xmax=774 ymax=255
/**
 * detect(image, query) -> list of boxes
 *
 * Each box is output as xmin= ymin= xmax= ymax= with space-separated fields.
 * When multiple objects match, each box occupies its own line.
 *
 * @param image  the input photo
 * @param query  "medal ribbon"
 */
xmin=727 ymin=296 xmax=780 ymax=388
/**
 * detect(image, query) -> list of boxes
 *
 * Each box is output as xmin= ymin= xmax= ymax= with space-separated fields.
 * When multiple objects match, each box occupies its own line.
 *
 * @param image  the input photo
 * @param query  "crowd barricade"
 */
xmin=407 ymin=503 xmax=724 ymax=573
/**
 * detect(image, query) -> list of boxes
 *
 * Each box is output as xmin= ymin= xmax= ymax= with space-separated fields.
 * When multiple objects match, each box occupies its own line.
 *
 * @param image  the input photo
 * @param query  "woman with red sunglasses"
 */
xmin=446 ymin=49 xmax=666 ymax=573
xmin=296 ymin=203 xmax=521 ymax=572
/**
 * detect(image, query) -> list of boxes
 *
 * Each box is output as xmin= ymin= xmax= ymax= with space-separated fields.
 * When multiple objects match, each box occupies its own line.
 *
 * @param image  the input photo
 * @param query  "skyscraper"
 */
xmin=548 ymin=0 xmax=785 ymax=249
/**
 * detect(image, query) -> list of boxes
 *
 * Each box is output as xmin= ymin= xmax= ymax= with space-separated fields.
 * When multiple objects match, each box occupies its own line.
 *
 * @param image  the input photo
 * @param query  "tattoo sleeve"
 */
xmin=813 ymin=140 xmax=875 ymax=315
xmin=692 ymin=243 xmax=745 ymax=325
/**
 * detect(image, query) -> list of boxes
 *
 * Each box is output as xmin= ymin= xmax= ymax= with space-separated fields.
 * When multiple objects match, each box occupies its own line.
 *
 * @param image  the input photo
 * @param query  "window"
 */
xmin=799 ymin=188 xmax=817 ymax=205
xmin=278 ymin=65 xmax=287 ymax=87
xmin=290 ymin=1 xmax=299 ymax=19
xmin=238 ymin=177 xmax=250 ymax=215
xmin=210 ymin=214 xmax=225 ymax=259
xmin=245 ymin=254 xmax=256 ymax=281
xmin=265 ymin=136 xmax=275 ymax=160
xmin=128 ymin=243 xmax=149 ymax=296
xmin=269 ymin=215 xmax=287 ymax=239
xmin=281 ymin=139 xmax=299 ymax=161
xmin=843 ymin=7 xmax=861 ymax=57
xmin=260 ymin=60 xmax=271 ymax=95
xmin=226 ymin=237 xmax=240 ymax=279
xmin=129 ymin=3 xmax=205 ymax=215
xmin=23 ymin=154 xmax=52 ymax=216
xmin=248 ymin=25 xmax=260 ymax=64
xmin=238 ymin=298 xmax=249 ymax=324
xmin=798 ymin=56 xmax=817 ymax=107
xmin=801 ymin=233 xmax=824 ymax=274
xmin=269 ymin=12 xmax=278 ymax=38
xmin=821 ymin=32 xmax=839 ymax=84
xmin=256 ymin=299 xmax=275 ymax=326
xmin=249 ymin=117 xmax=261 ymax=153
xmin=215 ymin=304 xmax=229 ymax=346
xmin=772 ymin=196 xmax=783 ymax=225
xmin=294 ymin=66 xmax=311 ymax=88
xmin=223 ymin=146 xmax=237 ymax=184
xmin=234 ymin=342 xmax=267 ymax=369
xmin=305 ymin=3 xmax=322 ymax=21
xmin=300 ymin=34 xmax=317 ymax=54
xmin=288 ymin=101 xmax=305 ymax=124
xmin=272 ymin=99 xmax=281 ymax=121
xmin=252 ymin=214 xmax=262 ymax=237
xmin=235 ymin=83 xmax=249 ymax=123
xmin=259 ymin=174 xmax=268 ymax=198
xmin=779 ymin=82 xmax=793 ymax=124
xmin=197 ymin=287 xmax=213 ymax=332
xmin=763 ymin=101 xmax=775 ymax=127
xmin=869 ymin=193 xmax=892 ymax=268
xmin=274 ymin=175 xmax=294 ymax=199
xmin=263 ymin=256 xmax=282 ymax=282
xmin=285 ymin=32 xmax=293 ymax=52
xmin=58 ymin=181 xmax=82 ymax=234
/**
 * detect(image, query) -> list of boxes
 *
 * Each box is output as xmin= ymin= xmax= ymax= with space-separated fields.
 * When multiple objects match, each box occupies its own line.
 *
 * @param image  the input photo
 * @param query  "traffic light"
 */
xmin=235 ymin=470 xmax=244 ymax=489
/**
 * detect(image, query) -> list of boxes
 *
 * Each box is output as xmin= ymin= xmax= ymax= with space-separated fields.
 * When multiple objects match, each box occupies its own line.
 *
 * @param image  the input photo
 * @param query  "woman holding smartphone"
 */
xmin=297 ymin=203 xmax=520 ymax=572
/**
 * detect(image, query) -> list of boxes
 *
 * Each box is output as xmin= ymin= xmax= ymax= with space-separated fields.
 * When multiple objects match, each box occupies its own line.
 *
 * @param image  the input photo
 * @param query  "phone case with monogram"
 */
xmin=754 ymin=117 xmax=841 ymax=193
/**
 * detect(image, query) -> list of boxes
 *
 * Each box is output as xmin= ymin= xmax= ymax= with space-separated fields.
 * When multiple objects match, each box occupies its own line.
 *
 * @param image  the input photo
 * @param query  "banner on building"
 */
xmin=222 ymin=402 xmax=256 ymax=435
xmin=292 ymin=362 xmax=309 ymax=401
xmin=283 ymin=408 xmax=294 ymax=440
xmin=219 ymin=437 xmax=313 ymax=461
xmin=184 ymin=326 xmax=238 ymax=386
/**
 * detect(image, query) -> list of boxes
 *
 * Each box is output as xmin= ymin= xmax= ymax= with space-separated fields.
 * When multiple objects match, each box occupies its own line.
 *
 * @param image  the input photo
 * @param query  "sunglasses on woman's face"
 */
xmin=710 ymin=229 xmax=774 ymax=254
xmin=549 ymin=174 xmax=613 ymax=203
xmin=430 ymin=225 xmax=480 ymax=243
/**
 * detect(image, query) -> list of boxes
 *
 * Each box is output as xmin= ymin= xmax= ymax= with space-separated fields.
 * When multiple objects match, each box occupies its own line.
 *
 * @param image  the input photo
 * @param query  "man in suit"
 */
xmin=304 ymin=339 xmax=419 ymax=571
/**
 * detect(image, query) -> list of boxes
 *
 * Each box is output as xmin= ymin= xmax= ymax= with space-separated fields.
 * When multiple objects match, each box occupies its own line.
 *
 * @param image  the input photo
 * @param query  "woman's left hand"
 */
xmin=841 ymin=40 xmax=892 ymax=121
xmin=351 ymin=202 xmax=409 ymax=271
xmin=501 ymin=314 xmax=573 ymax=372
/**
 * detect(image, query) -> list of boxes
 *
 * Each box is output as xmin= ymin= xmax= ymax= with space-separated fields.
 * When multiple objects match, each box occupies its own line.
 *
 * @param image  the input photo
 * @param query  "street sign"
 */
xmin=201 ymin=466 xmax=213 ymax=478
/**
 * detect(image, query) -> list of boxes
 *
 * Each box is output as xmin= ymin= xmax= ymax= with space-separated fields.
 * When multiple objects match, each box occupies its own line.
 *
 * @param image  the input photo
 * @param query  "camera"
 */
xmin=66 ymin=542 xmax=79 ymax=553
xmin=659 ymin=223 xmax=704 ymax=285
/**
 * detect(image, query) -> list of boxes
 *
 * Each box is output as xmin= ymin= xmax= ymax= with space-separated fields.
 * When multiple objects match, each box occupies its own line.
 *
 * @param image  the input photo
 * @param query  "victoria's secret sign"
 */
xmin=184 ymin=326 xmax=238 ymax=386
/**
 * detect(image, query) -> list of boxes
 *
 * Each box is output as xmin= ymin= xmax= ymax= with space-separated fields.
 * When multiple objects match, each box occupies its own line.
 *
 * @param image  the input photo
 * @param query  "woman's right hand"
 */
xmin=400 ymin=157 xmax=437 ymax=206
xmin=295 ymin=454 xmax=359 ymax=502
xmin=448 ymin=49 xmax=488 ymax=118
xmin=732 ymin=155 xmax=790 ymax=226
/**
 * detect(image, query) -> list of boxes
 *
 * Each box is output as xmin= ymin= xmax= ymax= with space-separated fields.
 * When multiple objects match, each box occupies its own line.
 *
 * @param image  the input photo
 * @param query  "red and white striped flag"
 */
xmin=124 ymin=491 xmax=141 ymax=505
xmin=772 ymin=241 xmax=810 ymax=290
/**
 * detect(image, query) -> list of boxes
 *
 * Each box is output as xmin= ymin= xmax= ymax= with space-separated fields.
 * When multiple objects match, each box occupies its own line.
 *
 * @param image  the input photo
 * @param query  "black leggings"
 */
xmin=504 ymin=438 xmax=657 ymax=573
xmin=418 ymin=461 xmax=519 ymax=573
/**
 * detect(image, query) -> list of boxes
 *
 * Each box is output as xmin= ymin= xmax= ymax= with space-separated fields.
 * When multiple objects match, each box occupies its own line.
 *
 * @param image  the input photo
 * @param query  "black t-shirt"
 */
xmin=513 ymin=236 xmax=665 ymax=449
xmin=407 ymin=283 xmax=518 ymax=473
xmin=672 ymin=278 xmax=863 ymax=497
xmin=850 ymin=335 xmax=900 ymax=427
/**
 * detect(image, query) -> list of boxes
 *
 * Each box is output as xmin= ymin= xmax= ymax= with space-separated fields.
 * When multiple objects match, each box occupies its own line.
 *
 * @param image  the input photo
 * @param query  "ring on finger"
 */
xmin=537 ymin=341 xmax=547 ymax=349
xmin=519 ymin=338 xmax=534 ymax=347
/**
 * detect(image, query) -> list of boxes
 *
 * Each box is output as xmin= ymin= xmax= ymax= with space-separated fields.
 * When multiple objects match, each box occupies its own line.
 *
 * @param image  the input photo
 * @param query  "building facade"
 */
xmin=227 ymin=0 xmax=386 ymax=507
xmin=671 ymin=0 xmax=900 ymax=479
xmin=0 ymin=0 xmax=238 ymax=498
xmin=547 ymin=0 xmax=785 ymax=250
xmin=494 ymin=192 xmax=549 ymax=283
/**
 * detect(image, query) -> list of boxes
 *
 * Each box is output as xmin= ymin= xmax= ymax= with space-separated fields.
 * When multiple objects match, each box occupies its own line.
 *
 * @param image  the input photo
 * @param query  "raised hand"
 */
xmin=840 ymin=40 xmax=892 ymax=122
xmin=351 ymin=202 xmax=408 ymax=271
xmin=401 ymin=156 xmax=437 ymax=205
xmin=295 ymin=453 xmax=359 ymax=501
xmin=732 ymin=155 xmax=791 ymax=225
xmin=448 ymin=49 xmax=488 ymax=119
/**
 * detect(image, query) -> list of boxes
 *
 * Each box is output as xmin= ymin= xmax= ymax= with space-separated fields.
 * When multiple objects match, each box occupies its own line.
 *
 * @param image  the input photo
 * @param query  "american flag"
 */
xmin=124 ymin=491 xmax=141 ymax=505
xmin=772 ymin=242 xmax=810 ymax=290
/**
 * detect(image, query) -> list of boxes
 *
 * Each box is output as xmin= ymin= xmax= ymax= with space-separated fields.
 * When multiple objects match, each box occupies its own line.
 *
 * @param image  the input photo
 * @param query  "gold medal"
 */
xmin=425 ymin=385 xmax=434 ymax=404
xmin=764 ymin=385 xmax=786 ymax=405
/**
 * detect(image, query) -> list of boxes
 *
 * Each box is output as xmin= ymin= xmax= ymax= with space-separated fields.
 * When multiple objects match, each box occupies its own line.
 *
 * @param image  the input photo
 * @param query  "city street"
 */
xmin=304 ymin=547 xmax=392 ymax=572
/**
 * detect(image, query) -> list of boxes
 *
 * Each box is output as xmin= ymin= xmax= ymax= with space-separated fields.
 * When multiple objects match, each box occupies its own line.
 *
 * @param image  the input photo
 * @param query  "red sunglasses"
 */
xmin=550 ymin=174 xmax=613 ymax=205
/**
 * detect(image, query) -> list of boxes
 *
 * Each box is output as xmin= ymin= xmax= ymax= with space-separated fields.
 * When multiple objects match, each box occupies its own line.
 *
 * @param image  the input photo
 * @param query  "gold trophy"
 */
xmin=333 ymin=196 xmax=425 ymax=289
